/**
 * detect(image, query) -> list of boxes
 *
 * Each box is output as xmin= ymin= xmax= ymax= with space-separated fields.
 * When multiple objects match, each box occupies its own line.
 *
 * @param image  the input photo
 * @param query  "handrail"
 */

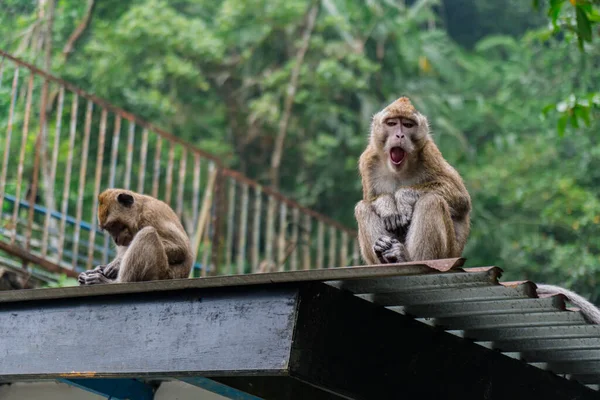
xmin=0 ymin=49 xmax=358 ymax=277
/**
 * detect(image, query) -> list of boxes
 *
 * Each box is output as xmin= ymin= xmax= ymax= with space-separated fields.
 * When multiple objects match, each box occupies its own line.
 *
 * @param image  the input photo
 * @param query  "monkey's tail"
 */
xmin=536 ymin=283 xmax=600 ymax=324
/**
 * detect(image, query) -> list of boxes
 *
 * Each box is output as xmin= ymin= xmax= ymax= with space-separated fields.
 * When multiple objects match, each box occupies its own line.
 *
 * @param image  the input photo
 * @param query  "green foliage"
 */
xmin=533 ymin=0 xmax=600 ymax=132
xmin=1 ymin=0 xmax=600 ymax=302
xmin=44 ymin=274 xmax=79 ymax=288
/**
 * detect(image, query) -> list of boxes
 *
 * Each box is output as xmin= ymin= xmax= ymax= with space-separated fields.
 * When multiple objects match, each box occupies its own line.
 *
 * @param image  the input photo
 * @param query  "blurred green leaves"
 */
xmin=0 ymin=0 xmax=599 ymax=300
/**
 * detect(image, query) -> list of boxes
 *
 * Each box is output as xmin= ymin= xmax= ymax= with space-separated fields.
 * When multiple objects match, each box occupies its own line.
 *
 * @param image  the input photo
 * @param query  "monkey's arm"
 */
xmin=393 ymin=188 xmax=420 ymax=227
xmin=78 ymin=256 xmax=121 ymax=285
xmin=78 ymin=246 xmax=125 ymax=285
xmin=100 ymin=245 xmax=129 ymax=279
xmin=100 ymin=256 xmax=123 ymax=280
xmin=371 ymin=195 xmax=406 ymax=235
xmin=355 ymin=201 xmax=408 ymax=264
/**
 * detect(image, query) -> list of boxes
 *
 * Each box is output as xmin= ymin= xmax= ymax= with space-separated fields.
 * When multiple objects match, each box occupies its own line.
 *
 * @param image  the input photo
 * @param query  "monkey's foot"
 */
xmin=78 ymin=271 xmax=113 ymax=285
xmin=373 ymin=236 xmax=407 ymax=264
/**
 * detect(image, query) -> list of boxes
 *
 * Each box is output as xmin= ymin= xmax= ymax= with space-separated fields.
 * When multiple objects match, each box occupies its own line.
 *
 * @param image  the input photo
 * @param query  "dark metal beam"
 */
xmin=0 ymin=286 xmax=296 ymax=379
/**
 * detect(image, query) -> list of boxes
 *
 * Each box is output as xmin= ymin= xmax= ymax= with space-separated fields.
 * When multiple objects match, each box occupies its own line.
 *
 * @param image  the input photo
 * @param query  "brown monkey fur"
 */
xmin=78 ymin=189 xmax=193 ymax=284
xmin=355 ymin=97 xmax=471 ymax=264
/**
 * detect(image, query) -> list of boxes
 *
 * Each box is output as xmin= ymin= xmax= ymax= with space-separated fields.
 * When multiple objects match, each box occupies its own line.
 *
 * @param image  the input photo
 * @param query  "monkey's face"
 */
xmin=371 ymin=97 xmax=429 ymax=173
xmin=98 ymin=189 xmax=141 ymax=247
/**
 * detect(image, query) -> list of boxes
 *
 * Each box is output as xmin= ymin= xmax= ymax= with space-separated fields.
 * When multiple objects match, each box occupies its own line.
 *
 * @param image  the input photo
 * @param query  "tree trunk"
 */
xmin=44 ymin=0 xmax=55 ymax=71
xmin=269 ymin=2 xmax=319 ymax=191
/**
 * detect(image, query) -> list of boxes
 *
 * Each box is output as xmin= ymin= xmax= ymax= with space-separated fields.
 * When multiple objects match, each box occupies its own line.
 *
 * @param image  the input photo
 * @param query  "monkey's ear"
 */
xmin=117 ymin=193 xmax=134 ymax=207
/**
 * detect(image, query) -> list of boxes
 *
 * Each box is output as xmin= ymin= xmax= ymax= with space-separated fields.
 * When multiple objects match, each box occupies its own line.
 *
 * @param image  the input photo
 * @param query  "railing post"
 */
xmin=210 ymin=167 xmax=226 ymax=276
xmin=11 ymin=74 xmax=34 ymax=247
xmin=25 ymin=78 xmax=47 ymax=256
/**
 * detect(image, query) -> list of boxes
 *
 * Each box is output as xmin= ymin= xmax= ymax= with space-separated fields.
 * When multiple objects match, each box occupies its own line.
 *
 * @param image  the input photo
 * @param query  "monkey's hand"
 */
xmin=394 ymin=188 xmax=419 ymax=227
xmin=78 ymin=265 xmax=106 ymax=285
xmin=102 ymin=259 xmax=122 ymax=280
xmin=371 ymin=195 xmax=403 ymax=234
xmin=373 ymin=236 xmax=408 ymax=264
xmin=78 ymin=271 xmax=113 ymax=285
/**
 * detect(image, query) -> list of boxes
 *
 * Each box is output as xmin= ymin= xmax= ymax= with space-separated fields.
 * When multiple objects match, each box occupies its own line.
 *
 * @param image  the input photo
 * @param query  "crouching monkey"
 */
xmin=78 ymin=189 xmax=193 ymax=284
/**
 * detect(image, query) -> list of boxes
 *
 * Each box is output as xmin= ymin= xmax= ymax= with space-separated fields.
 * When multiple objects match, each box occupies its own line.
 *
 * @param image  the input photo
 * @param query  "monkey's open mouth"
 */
xmin=390 ymin=147 xmax=406 ymax=165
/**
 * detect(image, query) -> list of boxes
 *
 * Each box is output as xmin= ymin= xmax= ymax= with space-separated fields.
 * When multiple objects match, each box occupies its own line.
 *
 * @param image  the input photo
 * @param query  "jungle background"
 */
xmin=0 ymin=0 xmax=599 ymax=300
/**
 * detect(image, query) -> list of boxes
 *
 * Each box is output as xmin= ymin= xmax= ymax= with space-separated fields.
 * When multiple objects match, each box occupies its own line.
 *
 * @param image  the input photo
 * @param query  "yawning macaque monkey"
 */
xmin=355 ymin=97 xmax=471 ymax=264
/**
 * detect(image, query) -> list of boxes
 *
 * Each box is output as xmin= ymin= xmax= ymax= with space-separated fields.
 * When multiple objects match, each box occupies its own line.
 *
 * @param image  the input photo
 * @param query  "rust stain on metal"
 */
xmin=500 ymin=281 xmax=538 ymax=298
xmin=60 ymin=371 xmax=97 ymax=378
xmin=423 ymin=257 xmax=465 ymax=271
xmin=369 ymin=257 xmax=465 ymax=272
xmin=500 ymin=280 xmax=530 ymax=287
xmin=463 ymin=266 xmax=500 ymax=273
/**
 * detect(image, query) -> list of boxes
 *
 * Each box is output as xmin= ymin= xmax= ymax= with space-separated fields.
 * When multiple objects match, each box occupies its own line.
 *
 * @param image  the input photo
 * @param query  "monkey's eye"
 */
xmin=385 ymin=119 xmax=398 ymax=127
xmin=401 ymin=120 xmax=416 ymax=128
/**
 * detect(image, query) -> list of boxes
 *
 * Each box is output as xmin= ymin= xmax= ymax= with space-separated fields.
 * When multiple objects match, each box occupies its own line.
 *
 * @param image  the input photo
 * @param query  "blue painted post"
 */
xmin=58 ymin=378 xmax=155 ymax=400
xmin=179 ymin=377 xmax=263 ymax=400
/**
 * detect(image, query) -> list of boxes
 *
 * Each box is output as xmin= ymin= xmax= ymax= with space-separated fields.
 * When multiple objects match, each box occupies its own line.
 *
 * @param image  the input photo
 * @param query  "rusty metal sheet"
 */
xmin=331 ymin=263 xmax=492 ymax=295
xmin=464 ymin=325 xmax=600 ymax=341
xmin=491 ymin=337 xmax=600 ymax=352
xmin=570 ymin=374 xmax=600 ymax=384
xmin=549 ymin=361 xmax=600 ymax=375
xmin=430 ymin=311 xmax=588 ymax=330
xmin=0 ymin=259 xmax=463 ymax=304
xmin=390 ymin=296 xmax=566 ymax=319
xmin=524 ymin=349 xmax=600 ymax=363
xmin=369 ymin=283 xmax=535 ymax=306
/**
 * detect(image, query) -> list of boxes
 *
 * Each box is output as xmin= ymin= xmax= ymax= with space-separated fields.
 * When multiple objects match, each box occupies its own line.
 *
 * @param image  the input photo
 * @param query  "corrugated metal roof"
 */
xmin=329 ymin=265 xmax=600 ymax=391
xmin=1 ymin=257 xmax=598 ymax=391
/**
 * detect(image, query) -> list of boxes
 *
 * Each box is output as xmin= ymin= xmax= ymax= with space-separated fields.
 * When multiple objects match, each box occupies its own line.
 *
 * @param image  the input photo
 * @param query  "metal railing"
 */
xmin=0 ymin=50 xmax=359 ymax=279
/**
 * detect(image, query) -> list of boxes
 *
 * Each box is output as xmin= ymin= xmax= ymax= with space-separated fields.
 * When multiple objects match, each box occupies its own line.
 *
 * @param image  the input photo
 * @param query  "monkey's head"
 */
xmin=97 ymin=189 xmax=142 ymax=246
xmin=370 ymin=96 xmax=430 ymax=173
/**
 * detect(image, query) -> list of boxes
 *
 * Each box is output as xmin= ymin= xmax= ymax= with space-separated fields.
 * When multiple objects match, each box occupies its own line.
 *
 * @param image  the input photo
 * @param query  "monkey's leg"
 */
xmin=405 ymin=193 xmax=458 ymax=261
xmin=117 ymin=226 xmax=172 ymax=283
xmin=355 ymin=200 xmax=406 ymax=264
xmin=102 ymin=256 xmax=123 ymax=280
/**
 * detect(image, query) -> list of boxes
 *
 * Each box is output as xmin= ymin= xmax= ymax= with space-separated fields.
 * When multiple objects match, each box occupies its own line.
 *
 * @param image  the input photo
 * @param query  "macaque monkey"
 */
xmin=355 ymin=97 xmax=471 ymax=264
xmin=78 ymin=189 xmax=193 ymax=285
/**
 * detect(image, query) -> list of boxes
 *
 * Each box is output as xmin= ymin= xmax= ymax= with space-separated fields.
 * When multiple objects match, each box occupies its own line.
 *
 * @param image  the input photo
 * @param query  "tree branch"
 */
xmin=269 ymin=2 xmax=319 ymax=190
xmin=44 ymin=0 xmax=55 ymax=71
xmin=62 ymin=0 xmax=95 ymax=61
